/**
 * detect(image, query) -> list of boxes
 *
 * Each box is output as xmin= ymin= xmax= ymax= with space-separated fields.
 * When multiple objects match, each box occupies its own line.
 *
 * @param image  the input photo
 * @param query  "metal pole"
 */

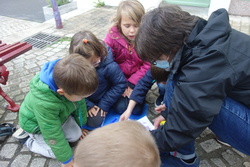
xmin=50 ymin=0 xmax=63 ymax=29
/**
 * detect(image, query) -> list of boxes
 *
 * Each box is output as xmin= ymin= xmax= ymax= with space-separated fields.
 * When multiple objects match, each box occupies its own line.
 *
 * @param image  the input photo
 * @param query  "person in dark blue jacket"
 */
xmin=69 ymin=31 xmax=127 ymax=129
xmin=119 ymin=65 xmax=169 ymax=121
xmin=135 ymin=4 xmax=250 ymax=167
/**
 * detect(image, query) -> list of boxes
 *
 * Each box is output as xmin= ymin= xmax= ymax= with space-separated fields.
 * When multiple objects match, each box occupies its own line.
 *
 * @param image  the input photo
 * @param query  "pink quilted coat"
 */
xmin=104 ymin=26 xmax=150 ymax=86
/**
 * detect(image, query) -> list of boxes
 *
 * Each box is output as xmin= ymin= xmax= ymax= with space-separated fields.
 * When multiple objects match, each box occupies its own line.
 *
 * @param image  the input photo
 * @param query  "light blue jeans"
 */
xmin=165 ymin=76 xmax=250 ymax=158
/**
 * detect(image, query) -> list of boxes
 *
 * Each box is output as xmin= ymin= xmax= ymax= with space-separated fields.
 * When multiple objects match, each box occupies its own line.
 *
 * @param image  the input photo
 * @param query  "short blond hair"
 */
xmin=74 ymin=121 xmax=160 ymax=167
xmin=112 ymin=0 xmax=145 ymax=31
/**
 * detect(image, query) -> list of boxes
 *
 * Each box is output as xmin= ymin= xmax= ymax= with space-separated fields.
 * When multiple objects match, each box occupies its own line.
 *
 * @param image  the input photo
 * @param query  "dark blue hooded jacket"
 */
xmin=86 ymin=47 xmax=127 ymax=112
xmin=151 ymin=9 xmax=250 ymax=152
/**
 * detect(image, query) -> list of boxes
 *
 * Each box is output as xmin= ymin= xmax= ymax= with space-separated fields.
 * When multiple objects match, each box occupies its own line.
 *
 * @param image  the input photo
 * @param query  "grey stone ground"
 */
xmin=0 ymin=6 xmax=250 ymax=167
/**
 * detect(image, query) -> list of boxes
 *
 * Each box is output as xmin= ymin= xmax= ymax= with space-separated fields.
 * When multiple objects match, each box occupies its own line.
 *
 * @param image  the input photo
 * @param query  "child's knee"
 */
xmin=87 ymin=112 xmax=104 ymax=128
xmin=132 ymin=104 xmax=144 ymax=115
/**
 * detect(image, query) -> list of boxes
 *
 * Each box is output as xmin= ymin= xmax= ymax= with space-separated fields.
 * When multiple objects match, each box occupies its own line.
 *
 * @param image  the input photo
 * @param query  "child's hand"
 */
xmin=155 ymin=104 xmax=166 ymax=113
xmin=100 ymin=109 xmax=107 ymax=117
xmin=61 ymin=159 xmax=74 ymax=167
xmin=126 ymin=86 xmax=133 ymax=98
xmin=88 ymin=105 xmax=99 ymax=117
xmin=119 ymin=109 xmax=132 ymax=121
xmin=122 ymin=88 xmax=128 ymax=97
xmin=122 ymin=86 xmax=133 ymax=98
xmin=154 ymin=115 xmax=166 ymax=129
xmin=80 ymin=129 xmax=90 ymax=139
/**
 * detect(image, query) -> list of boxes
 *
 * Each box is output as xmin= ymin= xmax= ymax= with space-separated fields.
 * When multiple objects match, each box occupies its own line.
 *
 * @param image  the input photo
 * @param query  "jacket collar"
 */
xmin=169 ymin=9 xmax=231 ymax=79
xmin=108 ymin=26 xmax=132 ymax=48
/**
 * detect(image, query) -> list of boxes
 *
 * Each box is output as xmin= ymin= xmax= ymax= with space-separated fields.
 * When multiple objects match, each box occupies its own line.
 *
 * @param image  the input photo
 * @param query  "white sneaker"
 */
xmin=12 ymin=128 xmax=29 ymax=144
xmin=214 ymin=136 xmax=231 ymax=147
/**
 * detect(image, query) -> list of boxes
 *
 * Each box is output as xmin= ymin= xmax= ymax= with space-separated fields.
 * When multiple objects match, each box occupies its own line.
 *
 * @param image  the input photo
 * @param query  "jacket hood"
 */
xmin=186 ymin=9 xmax=231 ymax=48
xmin=97 ymin=46 xmax=114 ymax=68
xmin=169 ymin=9 xmax=232 ymax=79
xmin=40 ymin=59 xmax=60 ymax=92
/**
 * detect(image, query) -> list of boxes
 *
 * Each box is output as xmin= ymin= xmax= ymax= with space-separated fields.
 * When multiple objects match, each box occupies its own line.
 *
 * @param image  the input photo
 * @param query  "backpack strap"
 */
xmin=0 ymin=123 xmax=16 ymax=137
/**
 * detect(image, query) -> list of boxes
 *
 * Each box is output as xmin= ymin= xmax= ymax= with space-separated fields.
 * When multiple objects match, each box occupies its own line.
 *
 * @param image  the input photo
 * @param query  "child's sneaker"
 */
xmin=160 ymin=152 xmax=200 ymax=167
xmin=12 ymin=128 xmax=29 ymax=144
xmin=214 ymin=136 xmax=231 ymax=147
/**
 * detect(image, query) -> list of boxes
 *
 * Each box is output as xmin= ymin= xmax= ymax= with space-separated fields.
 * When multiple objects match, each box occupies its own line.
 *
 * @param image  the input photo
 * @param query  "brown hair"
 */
xmin=112 ymin=0 xmax=145 ymax=33
xmin=53 ymin=53 xmax=98 ymax=96
xmin=151 ymin=65 xmax=170 ymax=83
xmin=135 ymin=4 xmax=200 ymax=63
xmin=69 ymin=31 xmax=107 ymax=60
xmin=74 ymin=121 xmax=160 ymax=167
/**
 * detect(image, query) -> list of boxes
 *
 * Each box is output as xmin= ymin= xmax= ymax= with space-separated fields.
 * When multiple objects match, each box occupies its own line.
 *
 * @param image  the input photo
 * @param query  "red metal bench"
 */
xmin=0 ymin=40 xmax=32 ymax=112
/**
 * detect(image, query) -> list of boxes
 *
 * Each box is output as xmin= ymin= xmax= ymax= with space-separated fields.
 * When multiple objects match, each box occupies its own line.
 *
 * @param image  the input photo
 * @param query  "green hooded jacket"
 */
xmin=19 ymin=73 xmax=87 ymax=163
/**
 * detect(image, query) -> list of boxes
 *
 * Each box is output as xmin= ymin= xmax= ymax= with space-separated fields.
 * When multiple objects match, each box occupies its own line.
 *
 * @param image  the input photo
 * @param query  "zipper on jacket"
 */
xmin=72 ymin=102 xmax=83 ymax=127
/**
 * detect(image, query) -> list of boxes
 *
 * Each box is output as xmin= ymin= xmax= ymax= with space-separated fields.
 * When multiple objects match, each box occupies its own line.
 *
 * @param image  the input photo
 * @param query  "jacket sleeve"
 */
xmin=98 ymin=62 xmax=127 ymax=112
xmin=128 ymin=60 xmax=151 ymax=85
xmin=34 ymin=102 xmax=73 ymax=163
xmin=85 ymin=98 xmax=95 ymax=111
xmin=151 ymin=50 xmax=236 ymax=152
xmin=130 ymin=69 xmax=155 ymax=104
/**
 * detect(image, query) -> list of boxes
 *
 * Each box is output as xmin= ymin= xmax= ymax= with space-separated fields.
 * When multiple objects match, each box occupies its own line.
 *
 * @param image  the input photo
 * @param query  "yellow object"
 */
xmin=160 ymin=121 xmax=166 ymax=125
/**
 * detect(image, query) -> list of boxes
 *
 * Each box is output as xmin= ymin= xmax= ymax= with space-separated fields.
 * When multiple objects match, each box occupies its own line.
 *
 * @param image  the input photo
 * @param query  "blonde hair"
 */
xmin=54 ymin=53 xmax=98 ymax=96
xmin=74 ymin=121 xmax=160 ymax=167
xmin=112 ymin=0 xmax=145 ymax=31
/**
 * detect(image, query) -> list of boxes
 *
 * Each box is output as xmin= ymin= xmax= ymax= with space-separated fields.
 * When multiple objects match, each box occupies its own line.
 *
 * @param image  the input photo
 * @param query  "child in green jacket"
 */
xmin=13 ymin=53 xmax=98 ymax=167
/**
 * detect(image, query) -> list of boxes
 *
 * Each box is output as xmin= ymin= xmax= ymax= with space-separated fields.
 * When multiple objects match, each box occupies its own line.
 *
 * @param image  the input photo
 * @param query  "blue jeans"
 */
xmin=209 ymin=97 xmax=250 ymax=155
xmin=157 ymin=82 xmax=166 ymax=96
xmin=165 ymin=76 xmax=250 ymax=158
xmin=113 ymin=96 xmax=144 ymax=115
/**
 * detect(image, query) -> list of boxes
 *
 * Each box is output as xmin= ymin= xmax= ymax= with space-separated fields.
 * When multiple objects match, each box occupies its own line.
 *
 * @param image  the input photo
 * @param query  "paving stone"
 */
xmin=30 ymin=158 xmax=46 ymax=167
xmin=20 ymin=146 xmax=30 ymax=152
xmin=234 ymin=148 xmax=249 ymax=158
xmin=7 ymin=136 xmax=16 ymax=143
xmin=0 ymin=143 xmax=18 ymax=159
xmin=199 ymin=128 xmax=213 ymax=138
xmin=199 ymin=139 xmax=222 ymax=153
xmin=5 ymin=112 xmax=18 ymax=121
xmin=211 ymin=158 xmax=227 ymax=167
xmin=47 ymin=159 xmax=61 ymax=167
xmin=0 ymin=161 xmax=9 ymax=167
xmin=200 ymin=160 xmax=212 ymax=167
xmin=244 ymin=162 xmax=250 ymax=167
xmin=222 ymin=149 xmax=241 ymax=166
xmin=10 ymin=154 xmax=31 ymax=167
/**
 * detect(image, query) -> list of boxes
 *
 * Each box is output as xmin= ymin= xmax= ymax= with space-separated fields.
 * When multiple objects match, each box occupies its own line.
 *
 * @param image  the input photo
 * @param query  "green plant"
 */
xmin=47 ymin=0 xmax=71 ymax=7
xmin=94 ymin=0 xmax=105 ymax=7
xmin=47 ymin=36 xmax=72 ymax=48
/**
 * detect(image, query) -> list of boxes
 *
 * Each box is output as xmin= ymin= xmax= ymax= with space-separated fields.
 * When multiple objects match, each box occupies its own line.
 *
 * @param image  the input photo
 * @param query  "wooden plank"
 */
xmin=0 ymin=43 xmax=8 ymax=51
xmin=0 ymin=43 xmax=22 ymax=53
xmin=0 ymin=43 xmax=32 ymax=65
xmin=0 ymin=42 xmax=24 ymax=56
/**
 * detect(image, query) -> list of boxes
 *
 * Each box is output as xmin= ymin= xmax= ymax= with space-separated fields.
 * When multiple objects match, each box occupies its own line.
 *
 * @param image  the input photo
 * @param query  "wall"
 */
xmin=228 ymin=0 xmax=250 ymax=16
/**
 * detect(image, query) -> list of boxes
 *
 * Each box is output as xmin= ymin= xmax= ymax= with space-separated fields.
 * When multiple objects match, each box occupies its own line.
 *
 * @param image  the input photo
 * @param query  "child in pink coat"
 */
xmin=104 ymin=0 xmax=150 ymax=115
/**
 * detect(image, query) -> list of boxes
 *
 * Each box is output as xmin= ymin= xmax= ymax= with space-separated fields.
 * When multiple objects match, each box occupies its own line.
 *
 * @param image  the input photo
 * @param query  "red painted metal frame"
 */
xmin=0 ymin=40 xmax=32 ymax=112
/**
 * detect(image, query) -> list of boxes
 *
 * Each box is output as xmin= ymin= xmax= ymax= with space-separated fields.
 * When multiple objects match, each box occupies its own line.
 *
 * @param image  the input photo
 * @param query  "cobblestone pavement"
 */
xmin=0 ymin=6 xmax=250 ymax=167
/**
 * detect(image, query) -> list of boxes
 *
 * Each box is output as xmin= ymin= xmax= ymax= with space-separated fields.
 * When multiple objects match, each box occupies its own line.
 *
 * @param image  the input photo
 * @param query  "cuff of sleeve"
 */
xmin=62 ymin=157 xmax=73 ymax=164
xmin=127 ymin=82 xmax=135 ymax=89
xmin=81 ymin=125 xmax=88 ymax=129
xmin=161 ymin=110 xmax=168 ymax=119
